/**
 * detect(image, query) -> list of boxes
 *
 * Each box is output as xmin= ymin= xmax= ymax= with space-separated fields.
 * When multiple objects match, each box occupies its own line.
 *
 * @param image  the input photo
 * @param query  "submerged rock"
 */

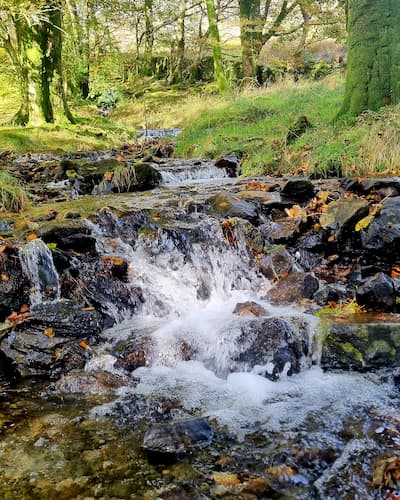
xmin=321 ymin=315 xmax=400 ymax=371
xmin=142 ymin=418 xmax=213 ymax=458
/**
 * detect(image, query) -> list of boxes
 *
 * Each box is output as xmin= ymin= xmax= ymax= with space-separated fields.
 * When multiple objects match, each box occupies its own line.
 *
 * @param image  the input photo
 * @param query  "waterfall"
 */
xmin=19 ymin=239 xmax=60 ymax=307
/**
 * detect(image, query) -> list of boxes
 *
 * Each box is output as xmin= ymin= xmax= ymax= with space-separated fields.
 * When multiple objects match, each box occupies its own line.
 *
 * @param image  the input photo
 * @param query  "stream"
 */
xmin=0 ymin=154 xmax=399 ymax=499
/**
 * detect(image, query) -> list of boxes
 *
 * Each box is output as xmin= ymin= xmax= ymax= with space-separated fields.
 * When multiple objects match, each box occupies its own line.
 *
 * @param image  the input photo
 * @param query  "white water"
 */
xmin=19 ymin=239 xmax=60 ymax=306
xmin=156 ymin=159 xmax=228 ymax=185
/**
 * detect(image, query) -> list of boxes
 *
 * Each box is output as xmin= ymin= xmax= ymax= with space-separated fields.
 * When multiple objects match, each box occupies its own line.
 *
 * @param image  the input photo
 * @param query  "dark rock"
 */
xmin=233 ymin=301 xmax=268 ymax=317
xmin=0 ymin=300 xmax=102 ymax=378
xmin=361 ymin=197 xmax=400 ymax=257
xmin=142 ymin=418 xmax=213 ymax=458
xmin=356 ymin=273 xmax=395 ymax=311
xmin=215 ymin=155 xmax=241 ymax=177
xmin=321 ymin=315 xmax=400 ymax=371
xmin=281 ymin=178 xmax=315 ymax=201
xmin=234 ymin=317 xmax=306 ymax=379
xmin=314 ymin=283 xmax=354 ymax=306
xmin=115 ymin=348 xmax=148 ymax=372
xmin=208 ymin=192 xmax=258 ymax=222
xmin=259 ymin=247 xmax=294 ymax=280
xmin=61 ymin=158 xmax=121 ymax=195
xmin=267 ymin=272 xmax=319 ymax=305
xmin=223 ymin=218 xmax=266 ymax=253
xmin=286 ymin=116 xmax=312 ymax=145
xmin=0 ymin=247 xmax=29 ymax=322
xmin=349 ymin=177 xmax=400 ymax=196
xmin=261 ymin=219 xmax=301 ymax=244
xmin=320 ymin=197 xmax=369 ymax=240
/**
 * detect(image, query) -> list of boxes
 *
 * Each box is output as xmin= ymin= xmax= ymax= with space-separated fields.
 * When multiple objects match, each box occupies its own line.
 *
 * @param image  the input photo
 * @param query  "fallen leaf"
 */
xmin=6 ymin=311 xmax=18 ymax=322
xmin=212 ymin=472 xmax=240 ymax=487
xmin=27 ymin=233 xmax=38 ymax=241
xmin=81 ymin=307 xmax=95 ymax=311
xmin=20 ymin=304 xmax=29 ymax=313
xmin=1 ymin=273 xmax=9 ymax=281
xmin=79 ymin=340 xmax=90 ymax=350
xmin=355 ymin=214 xmax=374 ymax=232
xmin=285 ymin=205 xmax=307 ymax=222
xmin=44 ymin=327 xmax=55 ymax=338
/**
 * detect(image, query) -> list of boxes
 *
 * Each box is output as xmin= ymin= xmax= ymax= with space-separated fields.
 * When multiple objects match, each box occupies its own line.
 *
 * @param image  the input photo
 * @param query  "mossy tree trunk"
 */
xmin=143 ymin=0 xmax=155 ymax=75
xmin=239 ymin=0 xmax=263 ymax=79
xmin=205 ymin=0 xmax=229 ymax=92
xmin=340 ymin=0 xmax=400 ymax=116
xmin=8 ymin=0 xmax=74 ymax=125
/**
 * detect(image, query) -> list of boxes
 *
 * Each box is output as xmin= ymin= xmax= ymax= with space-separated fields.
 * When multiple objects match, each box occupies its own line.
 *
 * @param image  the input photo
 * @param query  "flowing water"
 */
xmin=0 ymin=159 xmax=399 ymax=499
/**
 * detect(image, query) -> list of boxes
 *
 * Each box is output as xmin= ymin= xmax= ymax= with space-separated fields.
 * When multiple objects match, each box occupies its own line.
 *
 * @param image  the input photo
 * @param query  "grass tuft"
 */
xmin=0 ymin=170 xmax=29 ymax=212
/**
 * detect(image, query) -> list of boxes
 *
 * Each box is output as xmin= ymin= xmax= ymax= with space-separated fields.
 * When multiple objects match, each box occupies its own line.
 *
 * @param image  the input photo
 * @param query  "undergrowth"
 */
xmin=0 ymin=170 xmax=29 ymax=212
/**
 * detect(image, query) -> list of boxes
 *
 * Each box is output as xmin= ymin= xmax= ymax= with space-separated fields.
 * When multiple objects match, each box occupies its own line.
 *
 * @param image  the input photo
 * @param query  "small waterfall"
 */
xmin=19 ymin=239 xmax=60 ymax=306
xmin=156 ymin=159 xmax=229 ymax=185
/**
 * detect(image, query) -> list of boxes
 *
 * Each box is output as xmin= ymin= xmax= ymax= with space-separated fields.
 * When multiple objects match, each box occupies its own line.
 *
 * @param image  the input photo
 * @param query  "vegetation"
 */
xmin=0 ymin=170 xmax=29 ymax=212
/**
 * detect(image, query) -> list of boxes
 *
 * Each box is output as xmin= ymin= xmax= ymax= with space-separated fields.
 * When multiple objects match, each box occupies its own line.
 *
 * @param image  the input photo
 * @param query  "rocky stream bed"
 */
xmin=1 ymin=139 xmax=400 ymax=498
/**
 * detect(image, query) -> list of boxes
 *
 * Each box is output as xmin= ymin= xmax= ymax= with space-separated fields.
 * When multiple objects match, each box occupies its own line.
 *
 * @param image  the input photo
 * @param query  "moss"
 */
xmin=340 ymin=342 xmax=364 ymax=363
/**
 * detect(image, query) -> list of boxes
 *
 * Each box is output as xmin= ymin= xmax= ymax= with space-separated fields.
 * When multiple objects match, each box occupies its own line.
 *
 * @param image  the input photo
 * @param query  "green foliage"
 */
xmin=0 ymin=170 xmax=29 ymax=212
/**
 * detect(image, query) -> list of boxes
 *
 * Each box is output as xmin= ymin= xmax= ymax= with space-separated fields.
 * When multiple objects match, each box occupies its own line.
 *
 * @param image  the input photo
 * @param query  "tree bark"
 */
xmin=205 ymin=0 xmax=229 ymax=92
xmin=239 ymin=0 xmax=263 ymax=78
xmin=340 ymin=0 xmax=400 ymax=115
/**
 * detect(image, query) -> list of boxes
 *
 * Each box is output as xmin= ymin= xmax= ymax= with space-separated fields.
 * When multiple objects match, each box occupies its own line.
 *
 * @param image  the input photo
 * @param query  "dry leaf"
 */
xmin=27 ymin=233 xmax=38 ymax=241
xmin=355 ymin=214 xmax=374 ymax=232
xmin=79 ymin=340 xmax=90 ymax=350
xmin=81 ymin=306 xmax=95 ymax=311
xmin=1 ymin=273 xmax=9 ymax=281
xmin=212 ymin=472 xmax=240 ymax=488
xmin=44 ymin=327 xmax=55 ymax=338
xmin=285 ymin=205 xmax=307 ymax=222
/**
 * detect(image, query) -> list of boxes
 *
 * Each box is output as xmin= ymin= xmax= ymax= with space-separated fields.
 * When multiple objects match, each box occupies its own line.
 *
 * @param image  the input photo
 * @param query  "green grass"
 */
xmin=0 ymin=170 xmax=29 ymax=212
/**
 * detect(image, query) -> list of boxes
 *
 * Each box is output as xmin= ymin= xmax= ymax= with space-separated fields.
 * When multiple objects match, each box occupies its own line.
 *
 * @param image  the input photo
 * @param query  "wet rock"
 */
xmin=54 ymin=369 xmax=133 ymax=394
xmin=321 ymin=315 xmax=400 ymax=370
xmin=114 ymin=348 xmax=149 ymax=372
xmin=215 ymin=155 xmax=241 ymax=177
xmin=346 ymin=177 xmax=400 ymax=196
xmin=223 ymin=218 xmax=266 ymax=253
xmin=39 ymin=222 xmax=96 ymax=254
xmin=0 ymin=247 xmax=29 ymax=322
xmin=234 ymin=317 xmax=306 ymax=379
xmin=356 ymin=273 xmax=395 ymax=312
xmin=320 ymin=197 xmax=369 ymax=240
xmin=286 ymin=116 xmax=311 ymax=145
xmin=60 ymin=158 xmax=121 ymax=195
xmin=267 ymin=272 xmax=319 ymax=305
xmin=261 ymin=219 xmax=301 ymax=244
xmin=361 ymin=197 xmax=400 ymax=257
xmin=314 ymin=283 xmax=354 ymax=306
xmin=259 ymin=247 xmax=294 ymax=280
xmin=142 ymin=418 xmax=213 ymax=459
xmin=0 ymin=300 xmax=102 ymax=378
xmin=281 ymin=178 xmax=315 ymax=201
xmin=233 ymin=301 xmax=268 ymax=317
xmin=208 ymin=192 xmax=258 ymax=223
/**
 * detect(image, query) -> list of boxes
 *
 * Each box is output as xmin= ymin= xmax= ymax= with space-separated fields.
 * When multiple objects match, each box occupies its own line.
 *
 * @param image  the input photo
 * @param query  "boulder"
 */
xmin=208 ymin=192 xmax=258 ymax=222
xmin=215 ymin=155 xmax=241 ymax=177
xmin=320 ymin=197 xmax=369 ymax=240
xmin=361 ymin=197 xmax=400 ymax=257
xmin=267 ymin=272 xmax=319 ymax=305
xmin=0 ymin=301 xmax=102 ymax=378
xmin=321 ymin=315 xmax=400 ymax=371
xmin=142 ymin=418 xmax=213 ymax=458
xmin=259 ymin=247 xmax=294 ymax=280
xmin=0 ymin=247 xmax=29 ymax=322
xmin=356 ymin=273 xmax=395 ymax=312
xmin=234 ymin=317 xmax=306 ymax=379
xmin=233 ymin=301 xmax=268 ymax=317
xmin=281 ymin=178 xmax=315 ymax=201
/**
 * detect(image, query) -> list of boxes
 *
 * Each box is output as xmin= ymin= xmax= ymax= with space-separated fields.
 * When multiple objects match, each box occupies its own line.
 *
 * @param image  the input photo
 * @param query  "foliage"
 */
xmin=0 ymin=170 xmax=29 ymax=212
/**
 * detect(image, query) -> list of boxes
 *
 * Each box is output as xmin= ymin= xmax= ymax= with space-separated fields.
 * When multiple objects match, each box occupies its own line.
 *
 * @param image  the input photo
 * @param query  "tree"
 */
xmin=340 ymin=0 xmax=400 ymax=116
xmin=205 ymin=0 xmax=229 ymax=91
xmin=0 ymin=0 xmax=74 ymax=125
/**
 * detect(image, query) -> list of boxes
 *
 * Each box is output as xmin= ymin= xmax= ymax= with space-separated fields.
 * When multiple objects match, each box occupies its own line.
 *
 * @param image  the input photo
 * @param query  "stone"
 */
xmin=321 ymin=315 xmax=400 ymax=371
xmin=267 ymin=272 xmax=319 ymax=305
xmin=261 ymin=219 xmax=301 ymax=244
xmin=233 ymin=301 xmax=268 ymax=317
xmin=54 ymin=369 xmax=133 ymax=394
xmin=259 ymin=247 xmax=294 ymax=280
xmin=0 ymin=300 xmax=102 ymax=378
xmin=314 ymin=283 xmax=354 ymax=306
xmin=286 ymin=116 xmax=312 ymax=145
xmin=281 ymin=178 xmax=315 ymax=201
xmin=361 ymin=196 xmax=400 ymax=257
xmin=320 ymin=197 xmax=369 ymax=240
xmin=233 ymin=317 xmax=306 ymax=379
xmin=0 ymin=247 xmax=29 ymax=322
xmin=142 ymin=418 xmax=213 ymax=458
xmin=356 ymin=273 xmax=395 ymax=311
xmin=215 ymin=155 xmax=241 ymax=177
xmin=208 ymin=192 xmax=258 ymax=223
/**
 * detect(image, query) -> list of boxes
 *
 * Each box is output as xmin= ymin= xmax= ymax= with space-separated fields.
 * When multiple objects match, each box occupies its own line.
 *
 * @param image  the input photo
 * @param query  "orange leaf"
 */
xmin=328 ymin=235 xmax=335 ymax=242
xmin=0 ymin=243 xmax=13 ymax=253
xmin=1 ymin=273 xmax=9 ymax=281
xmin=20 ymin=304 xmax=29 ymax=313
xmin=44 ymin=327 xmax=55 ymax=338
xmin=81 ymin=307 xmax=95 ymax=311
xmin=6 ymin=311 xmax=18 ymax=322
xmin=79 ymin=341 xmax=90 ymax=350
xmin=27 ymin=233 xmax=38 ymax=241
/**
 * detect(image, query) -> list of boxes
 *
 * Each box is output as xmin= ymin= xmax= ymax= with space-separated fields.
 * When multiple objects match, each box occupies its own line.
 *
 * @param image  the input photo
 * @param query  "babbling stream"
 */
xmin=0 ymin=148 xmax=399 ymax=500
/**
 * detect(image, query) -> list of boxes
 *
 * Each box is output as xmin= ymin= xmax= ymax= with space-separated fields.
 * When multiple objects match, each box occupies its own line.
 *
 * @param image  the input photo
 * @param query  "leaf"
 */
xmin=20 ymin=304 xmax=29 ymax=313
xmin=6 ymin=311 xmax=18 ymax=322
xmin=1 ymin=273 xmax=9 ymax=281
xmin=44 ymin=327 xmax=55 ymax=338
xmin=285 ymin=205 xmax=307 ymax=222
xmin=81 ymin=306 xmax=95 ymax=311
xmin=355 ymin=214 xmax=374 ymax=232
xmin=46 ymin=243 xmax=57 ymax=251
xmin=212 ymin=472 xmax=240 ymax=487
xmin=104 ymin=171 xmax=113 ymax=181
xmin=27 ymin=233 xmax=38 ymax=241
xmin=0 ymin=243 xmax=13 ymax=253
xmin=79 ymin=340 xmax=90 ymax=350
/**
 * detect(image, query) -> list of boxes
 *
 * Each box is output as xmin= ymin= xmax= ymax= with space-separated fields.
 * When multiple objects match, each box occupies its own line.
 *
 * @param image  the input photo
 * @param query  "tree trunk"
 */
xmin=239 ymin=0 xmax=263 ymax=79
xmin=205 ymin=0 xmax=229 ymax=92
xmin=340 ymin=0 xmax=400 ymax=116
xmin=144 ymin=0 xmax=154 ymax=75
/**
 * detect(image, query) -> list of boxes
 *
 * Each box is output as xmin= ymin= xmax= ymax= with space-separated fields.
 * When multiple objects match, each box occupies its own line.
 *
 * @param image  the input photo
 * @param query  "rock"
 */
xmin=142 ymin=418 xmax=213 ymax=458
xmin=112 ymin=162 xmax=162 ymax=192
xmin=208 ymin=192 xmax=258 ymax=222
xmin=233 ymin=301 xmax=268 ymax=317
xmin=0 ymin=247 xmax=29 ymax=322
xmin=39 ymin=222 xmax=96 ymax=254
xmin=286 ymin=116 xmax=312 ymax=145
xmin=54 ymin=369 xmax=133 ymax=394
xmin=281 ymin=178 xmax=315 ymax=201
xmin=261 ymin=219 xmax=301 ymax=244
xmin=114 ymin=348 xmax=149 ymax=372
xmin=314 ymin=283 xmax=354 ymax=306
xmin=215 ymin=155 xmax=241 ymax=177
xmin=61 ymin=158 xmax=121 ymax=195
xmin=259 ymin=247 xmax=294 ymax=280
xmin=320 ymin=197 xmax=369 ymax=240
xmin=361 ymin=196 xmax=400 ymax=257
xmin=223 ymin=218 xmax=266 ymax=253
xmin=356 ymin=273 xmax=395 ymax=311
xmin=0 ymin=300 xmax=102 ymax=378
xmin=267 ymin=272 xmax=319 ymax=305
xmin=321 ymin=314 xmax=400 ymax=370
xmin=346 ymin=177 xmax=400 ymax=196
xmin=234 ymin=317 xmax=306 ymax=379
